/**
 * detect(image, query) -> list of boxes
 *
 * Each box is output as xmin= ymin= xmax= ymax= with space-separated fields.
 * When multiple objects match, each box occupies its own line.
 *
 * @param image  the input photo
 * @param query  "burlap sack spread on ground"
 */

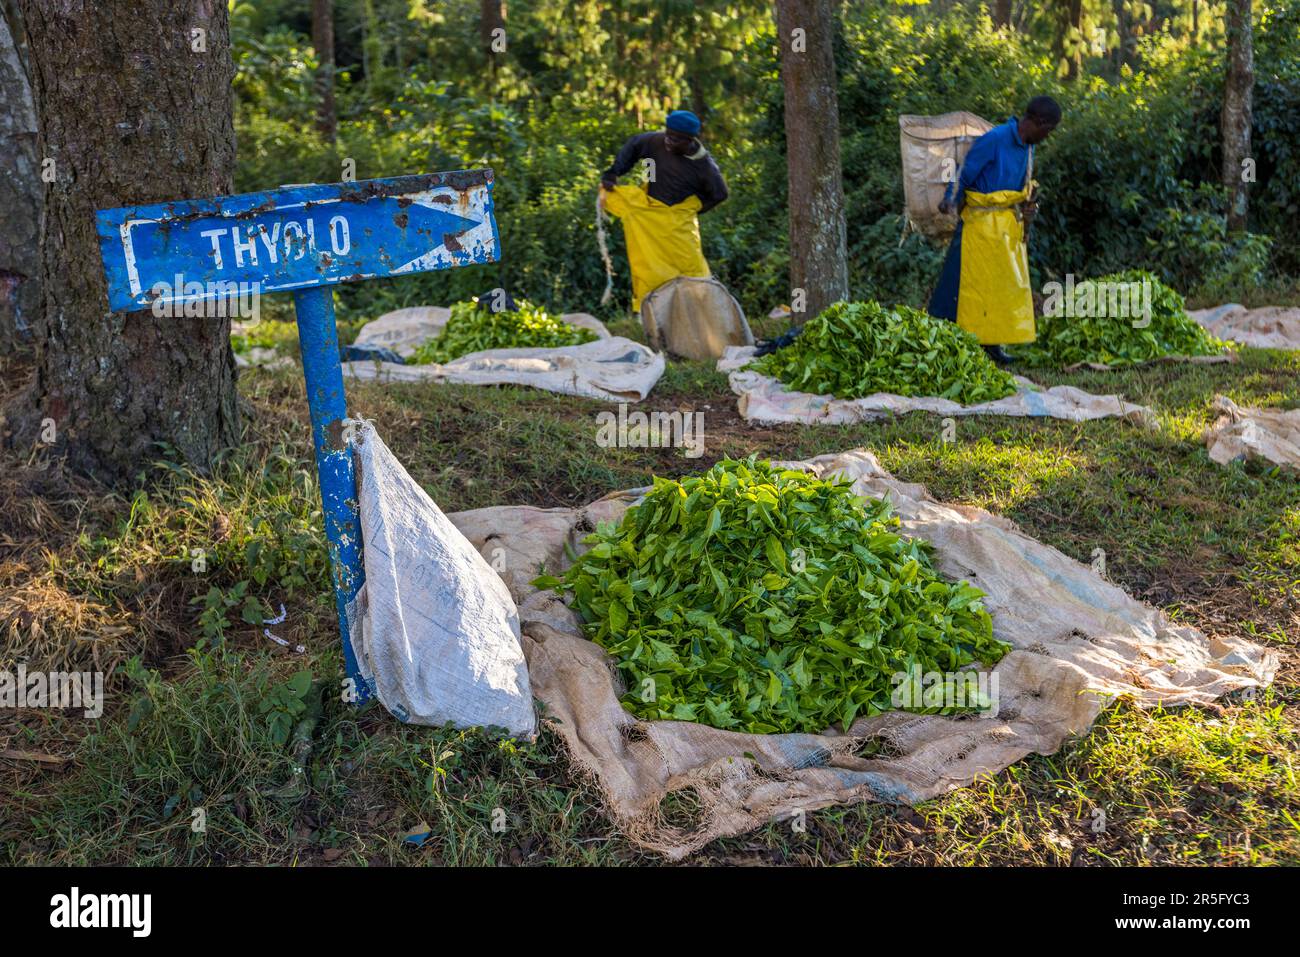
xmin=1190 ymin=304 xmax=1300 ymax=351
xmin=718 ymin=346 xmax=1156 ymax=427
xmin=639 ymin=276 xmax=754 ymax=361
xmin=447 ymin=449 xmax=1276 ymax=859
xmin=342 ymin=306 xmax=665 ymax=402
xmin=1204 ymin=395 xmax=1300 ymax=471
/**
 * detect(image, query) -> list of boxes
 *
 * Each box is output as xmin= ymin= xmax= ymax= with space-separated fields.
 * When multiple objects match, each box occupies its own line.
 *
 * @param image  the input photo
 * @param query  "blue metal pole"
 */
xmin=293 ymin=286 xmax=370 ymax=704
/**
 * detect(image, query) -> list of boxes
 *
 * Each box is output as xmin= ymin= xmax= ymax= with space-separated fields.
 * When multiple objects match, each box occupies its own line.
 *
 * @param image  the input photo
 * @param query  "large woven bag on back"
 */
xmin=899 ymin=111 xmax=993 ymax=240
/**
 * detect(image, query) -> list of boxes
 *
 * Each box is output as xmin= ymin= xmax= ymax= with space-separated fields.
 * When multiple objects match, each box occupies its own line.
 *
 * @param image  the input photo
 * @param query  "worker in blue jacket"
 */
xmin=928 ymin=96 xmax=1061 ymax=364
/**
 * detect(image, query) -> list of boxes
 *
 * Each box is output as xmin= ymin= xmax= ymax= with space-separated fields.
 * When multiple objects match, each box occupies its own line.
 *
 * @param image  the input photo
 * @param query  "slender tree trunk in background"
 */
xmin=0 ymin=2 xmax=41 ymax=347
xmin=1191 ymin=0 xmax=1199 ymax=40
xmin=362 ymin=0 xmax=381 ymax=96
xmin=1070 ymin=0 xmax=1082 ymax=78
xmin=1056 ymin=0 xmax=1083 ymax=80
xmin=1222 ymin=0 xmax=1254 ymax=232
xmin=311 ymin=0 xmax=336 ymax=142
xmin=9 ymin=0 xmax=239 ymax=483
xmin=689 ymin=74 xmax=708 ymax=120
xmin=776 ymin=0 xmax=849 ymax=321
xmin=994 ymin=0 xmax=1011 ymax=29
xmin=1111 ymin=0 xmax=1131 ymax=71
xmin=479 ymin=0 xmax=506 ymax=77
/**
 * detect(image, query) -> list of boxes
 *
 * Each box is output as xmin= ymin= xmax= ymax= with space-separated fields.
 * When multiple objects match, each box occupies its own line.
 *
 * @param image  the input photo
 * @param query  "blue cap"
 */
xmin=665 ymin=110 xmax=701 ymax=136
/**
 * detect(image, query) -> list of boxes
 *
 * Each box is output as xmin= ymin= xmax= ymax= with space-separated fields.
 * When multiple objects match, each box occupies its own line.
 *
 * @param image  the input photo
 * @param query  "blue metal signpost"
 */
xmin=96 ymin=171 xmax=500 ymax=703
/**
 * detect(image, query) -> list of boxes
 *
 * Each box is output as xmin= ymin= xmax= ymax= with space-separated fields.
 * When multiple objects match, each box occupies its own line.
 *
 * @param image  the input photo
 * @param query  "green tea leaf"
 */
xmin=536 ymin=458 xmax=1009 ymax=735
xmin=1011 ymin=270 xmax=1229 ymax=368
xmin=409 ymin=298 xmax=598 ymax=365
xmin=751 ymin=301 xmax=1018 ymax=405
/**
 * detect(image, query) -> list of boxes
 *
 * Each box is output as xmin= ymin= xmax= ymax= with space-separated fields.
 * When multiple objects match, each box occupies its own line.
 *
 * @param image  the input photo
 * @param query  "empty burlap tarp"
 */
xmin=447 ymin=449 xmax=1276 ymax=859
xmin=1205 ymin=395 xmax=1300 ymax=471
xmin=343 ymin=306 xmax=665 ymax=402
xmin=718 ymin=346 xmax=1156 ymax=427
xmin=640 ymin=276 xmax=754 ymax=360
xmin=1190 ymin=304 xmax=1300 ymax=351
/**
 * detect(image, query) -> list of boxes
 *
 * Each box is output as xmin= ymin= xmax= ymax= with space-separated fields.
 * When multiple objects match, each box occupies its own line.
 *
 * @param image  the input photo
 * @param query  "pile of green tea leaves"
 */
xmin=1012 ymin=270 xmax=1228 ymax=368
xmin=409 ymin=298 xmax=597 ymax=364
xmin=749 ymin=300 xmax=1019 ymax=405
xmin=533 ymin=458 xmax=1009 ymax=734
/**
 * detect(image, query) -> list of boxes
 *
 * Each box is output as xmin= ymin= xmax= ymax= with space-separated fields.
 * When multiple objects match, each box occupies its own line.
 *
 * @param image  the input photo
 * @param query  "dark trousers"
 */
xmin=927 ymin=221 xmax=962 ymax=322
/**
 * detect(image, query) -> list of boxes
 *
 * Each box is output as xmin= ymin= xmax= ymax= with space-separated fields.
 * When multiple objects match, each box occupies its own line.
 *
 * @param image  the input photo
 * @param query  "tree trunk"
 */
xmin=480 ymin=0 xmax=506 ymax=70
xmin=0 ymin=3 xmax=40 ymax=346
xmin=1222 ymin=0 xmax=1253 ymax=232
xmin=994 ymin=0 xmax=1011 ymax=29
xmin=362 ymin=0 xmax=382 ymax=96
xmin=689 ymin=74 xmax=708 ymax=121
xmin=1111 ymin=0 xmax=1132 ymax=71
xmin=776 ymin=0 xmax=849 ymax=321
xmin=1056 ymin=0 xmax=1083 ymax=80
xmin=11 ymin=0 xmax=239 ymax=483
xmin=311 ymin=0 xmax=336 ymax=142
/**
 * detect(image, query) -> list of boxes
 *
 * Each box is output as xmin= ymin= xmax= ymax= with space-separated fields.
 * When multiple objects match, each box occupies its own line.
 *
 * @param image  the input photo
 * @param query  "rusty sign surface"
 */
xmin=95 ymin=170 xmax=499 ymax=312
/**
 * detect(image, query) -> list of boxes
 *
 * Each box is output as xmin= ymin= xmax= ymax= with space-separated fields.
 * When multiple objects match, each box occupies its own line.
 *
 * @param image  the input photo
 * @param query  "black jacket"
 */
xmin=602 ymin=132 xmax=729 ymax=214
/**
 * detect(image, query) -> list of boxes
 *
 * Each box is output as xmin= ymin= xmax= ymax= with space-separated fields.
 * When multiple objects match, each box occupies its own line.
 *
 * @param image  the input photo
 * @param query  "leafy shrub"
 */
xmin=1143 ymin=185 xmax=1274 ymax=302
xmin=230 ymin=1 xmax=1300 ymax=325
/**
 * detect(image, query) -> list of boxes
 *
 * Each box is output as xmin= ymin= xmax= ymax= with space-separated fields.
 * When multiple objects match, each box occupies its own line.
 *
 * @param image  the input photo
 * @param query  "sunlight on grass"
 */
xmin=6 ymin=343 xmax=1299 ymax=867
xmin=880 ymin=434 xmax=1089 ymax=512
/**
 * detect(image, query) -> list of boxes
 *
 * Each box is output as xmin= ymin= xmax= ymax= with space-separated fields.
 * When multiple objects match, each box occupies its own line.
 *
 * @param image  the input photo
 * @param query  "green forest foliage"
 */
xmin=230 ymin=0 xmax=1300 ymax=322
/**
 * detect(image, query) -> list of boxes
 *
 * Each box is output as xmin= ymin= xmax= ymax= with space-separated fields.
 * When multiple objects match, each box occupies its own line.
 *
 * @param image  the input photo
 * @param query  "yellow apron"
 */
xmin=956 ymin=186 xmax=1036 ymax=344
xmin=602 ymin=184 xmax=710 ymax=311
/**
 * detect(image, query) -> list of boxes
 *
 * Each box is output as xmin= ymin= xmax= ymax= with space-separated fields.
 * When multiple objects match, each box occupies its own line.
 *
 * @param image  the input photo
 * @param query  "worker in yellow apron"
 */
xmin=599 ymin=110 xmax=729 ymax=311
xmin=927 ymin=96 xmax=1061 ymax=363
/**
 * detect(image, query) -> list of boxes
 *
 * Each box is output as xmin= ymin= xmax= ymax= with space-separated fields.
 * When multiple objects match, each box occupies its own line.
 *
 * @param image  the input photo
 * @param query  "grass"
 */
xmin=1 ymin=326 xmax=1297 ymax=866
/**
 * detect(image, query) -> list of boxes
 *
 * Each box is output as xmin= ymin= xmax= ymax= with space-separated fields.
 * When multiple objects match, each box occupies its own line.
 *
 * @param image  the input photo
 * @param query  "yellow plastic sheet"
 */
xmin=602 ymin=185 xmax=710 ymax=311
xmin=956 ymin=187 xmax=1036 ymax=344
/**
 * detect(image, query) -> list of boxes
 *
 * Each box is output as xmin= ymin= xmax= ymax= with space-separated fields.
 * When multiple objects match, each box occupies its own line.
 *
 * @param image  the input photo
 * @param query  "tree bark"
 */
xmin=362 ymin=0 xmax=382 ymax=95
xmin=11 ymin=0 xmax=239 ymax=483
xmin=689 ymin=74 xmax=708 ymax=121
xmin=311 ymin=0 xmax=336 ymax=142
xmin=480 ymin=0 xmax=506 ymax=63
xmin=776 ymin=0 xmax=849 ymax=321
xmin=1222 ymin=0 xmax=1253 ymax=232
xmin=994 ymin=0 xmax=1012 ymax=29
xmin=0 ymin=3 xmax=41 ymax=346
xmin=1111 ymin=0 xmax=1132 ymax=71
